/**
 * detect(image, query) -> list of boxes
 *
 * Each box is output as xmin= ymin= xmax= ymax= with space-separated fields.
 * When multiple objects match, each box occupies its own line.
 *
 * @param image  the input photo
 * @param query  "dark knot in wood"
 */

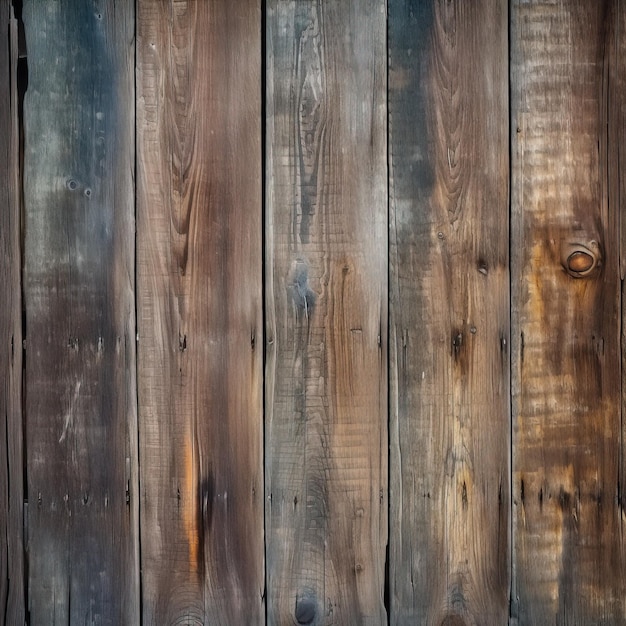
xmin=560 ymin=240 xmax=600 ymax=278
xmin=295 ymin=596 xmax=316 ymax=624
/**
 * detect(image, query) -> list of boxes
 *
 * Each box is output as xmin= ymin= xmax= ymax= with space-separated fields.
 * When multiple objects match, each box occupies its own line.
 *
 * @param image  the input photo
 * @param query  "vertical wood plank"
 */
xmin=136 ymin=1 xmax=264 ymax=623
xmin=265 ymin=1 xmax=387 ymax=623
xmin=0 ymin=3 xmax=25 ymax=623
xmin=388 ymin=1 xmax=510 ymax=623
xmin=22 ymin=2 xmax=138 ymax=623
xmin=511 ymin=0 xmax=626 ymax=622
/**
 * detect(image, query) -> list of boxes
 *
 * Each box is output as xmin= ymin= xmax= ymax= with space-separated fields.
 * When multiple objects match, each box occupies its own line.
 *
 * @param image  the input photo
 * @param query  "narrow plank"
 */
xmin=388 ymin=1 xmax=510 ymax=624
xmin=265 ymin=1 xmax=387 ymax=623
xmin=136 ymin=1 xmax=264 ymax=623
xmin=511 ymin=0 xmax=626 ymax=622
xmin=22 ymin=2 xmax=138 ymax=623
xmin=0 ymin=4 xmax=25 ymax=623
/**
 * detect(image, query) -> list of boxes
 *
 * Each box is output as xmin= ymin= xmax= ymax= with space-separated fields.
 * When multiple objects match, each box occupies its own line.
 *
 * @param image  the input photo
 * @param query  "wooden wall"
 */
xmin=1 ymin=0 xmax=625 ymax=624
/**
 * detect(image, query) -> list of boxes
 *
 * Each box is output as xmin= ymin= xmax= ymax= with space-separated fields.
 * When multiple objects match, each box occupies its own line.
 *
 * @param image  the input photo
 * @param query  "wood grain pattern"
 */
xmin=136 ymin=1 xmax=264 ymax=623
xmin=0 ymin=4 xmax=24 ymax=623
xmin=511 ymin=0 xmax=626 ymax=622
xmin=265 ymin=1 xmax=387 ymax=623
xmin=22 ymin=2 xmax=139 ymax=623
xmin=388 ymin=1 xmax=510 ymax=624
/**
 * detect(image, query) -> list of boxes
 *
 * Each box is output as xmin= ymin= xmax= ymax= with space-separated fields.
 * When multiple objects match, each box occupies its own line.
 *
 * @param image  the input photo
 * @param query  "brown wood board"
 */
xmin=511 ymin=0 xmax=626 ymax=621
xmin=22 ymin=1 xmax=139 ymax=623
xmin=389 ymin=1 xmax=511 ymax=623
xmin=136 ymin=1 xmax=264 ymax=623
xmin=0 ymin=4 xmax=24 ymax=623
xmin=265 ymin=1 xmax=388 ymax=623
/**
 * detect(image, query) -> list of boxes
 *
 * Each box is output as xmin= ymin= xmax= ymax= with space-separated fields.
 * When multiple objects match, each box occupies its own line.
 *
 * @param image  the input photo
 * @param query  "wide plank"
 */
xmin=136 ymin=1 xmax=264 ymax=623
xmin=388 ymin=1 xmax=510 ymax=623
xmin=22 ymin=2 xmax=138 ymax=623
xmin=265 ymin=1 xmax=387 ymax=623
xmin=511 ymin=0 xmax=626 ymax=622
xmin=0 ymin=4 xmax=24 ymax=623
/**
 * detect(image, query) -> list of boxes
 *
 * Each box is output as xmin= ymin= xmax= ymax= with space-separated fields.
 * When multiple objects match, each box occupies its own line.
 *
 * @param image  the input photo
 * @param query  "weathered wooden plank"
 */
xmin=388 ymin=1 xmax=510 ymax=624
xmin=265 ymin=1 xmax=387 ymax=623
xmin=136 ymin=1 xmax=264 ymax=623
xmin=22 ymin=2 xmax=138 ymax=623
xmin=511 ymin=0 xmax=626 ymax=622
xmin=0 ymin=4 xmax=24 ymax=623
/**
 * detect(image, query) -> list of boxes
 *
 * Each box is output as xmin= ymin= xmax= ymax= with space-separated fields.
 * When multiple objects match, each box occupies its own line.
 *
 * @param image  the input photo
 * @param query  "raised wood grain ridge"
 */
xmin=389 ymin=1 xmax=510 ymax=624
xmin=22 ymin=2 xmax=139 ymax=623
xmin=137 ymin=1 xmax=264 ymax=623
xmin=511 ymin=0 xmax=626 ymax=622
xmin=265 ymin=1 xmax=387 ymax=624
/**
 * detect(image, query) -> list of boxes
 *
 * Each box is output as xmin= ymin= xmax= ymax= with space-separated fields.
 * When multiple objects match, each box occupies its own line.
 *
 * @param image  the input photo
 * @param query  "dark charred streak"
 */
xmin=461 ymin=481 xmax=468 ymax=508
xmin=452 ymin=331 xmax=463 ymax=358
xmin=592 ymin=487 xmax=602 ymax=513
xmin=558 ymin=487 xmax=571 ymax=512
xmin=200 ymin=473 xmax=214 ymax=533
xmin=402 ymin=328 xmax=408 ymax=372
xmin=520 ymin=331 xmax=525 ymax=363
xmin=293 ymin=495 xmax=298 ymax=509
xmin=520 ymin=478 xmax=525 ymax=504
xmin=539 ymin=486 xmax=543 ymax=510
xmin=250 ymin=329 xmax=256 ymax=351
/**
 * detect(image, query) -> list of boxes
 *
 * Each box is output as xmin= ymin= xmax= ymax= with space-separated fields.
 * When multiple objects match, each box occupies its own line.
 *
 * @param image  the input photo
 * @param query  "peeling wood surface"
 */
xmin=265 ymin=1 xmax=387 ymax=623
xmin=22 ymin=2 xmax=139 ymax=623
xmin=136 ymin=1 xmax=264 ymax=623
xmin=0 ymin=4 xmax=24 ymax=624
xmin=389 ymin=1 xmax=510 ymax=624
xmin=511 ymin=0 xmax=626 ymax=622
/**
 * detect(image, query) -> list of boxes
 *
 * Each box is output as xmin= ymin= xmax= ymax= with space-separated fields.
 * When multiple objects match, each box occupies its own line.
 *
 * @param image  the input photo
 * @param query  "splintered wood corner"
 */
xmin=3 ymin=0 xmax=626 ymax=624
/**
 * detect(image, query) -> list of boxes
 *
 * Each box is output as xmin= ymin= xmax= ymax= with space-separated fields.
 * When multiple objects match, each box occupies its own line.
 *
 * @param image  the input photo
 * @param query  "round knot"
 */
xmin=560 ymin=240 xmax=600 ymax=278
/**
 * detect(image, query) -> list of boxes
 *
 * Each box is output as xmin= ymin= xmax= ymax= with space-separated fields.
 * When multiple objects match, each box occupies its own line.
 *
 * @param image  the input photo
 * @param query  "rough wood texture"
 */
xmin=0 ymin=5 xmax=24 ymax=623
xmin=388 ymin=1 xmax=510 ymax=624
xmin=22 ymin=2 xmax=138 ymax=623
xmin=511 ymin=0 xmax=626 ymax=622
xmin=136 ymin=2 xmax=264 ymax=623
xmin=265 ymin=1 xmax=387 ymax=623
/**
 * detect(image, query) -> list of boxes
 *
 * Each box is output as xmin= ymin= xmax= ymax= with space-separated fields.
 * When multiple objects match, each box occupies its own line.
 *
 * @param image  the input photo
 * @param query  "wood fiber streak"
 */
xmin=265 ymin=1 xmax=387 ymax=624
xmin=137 ymin=1 xmax=263 ymax=623
xmin=511 ymin=0 xmax=626 ymax=622
xmin=0 ymin=5 xmax=24 ymax=623
xmin=22 ymin=2 xmax=138 ymax=623
xmin=389 ymin=1 xmax=510 ymax=624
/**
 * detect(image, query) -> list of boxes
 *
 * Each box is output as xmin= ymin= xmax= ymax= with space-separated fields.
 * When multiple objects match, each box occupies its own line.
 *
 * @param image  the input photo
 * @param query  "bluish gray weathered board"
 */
xmin=22 ymin=2 xmax=139 ymax=622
